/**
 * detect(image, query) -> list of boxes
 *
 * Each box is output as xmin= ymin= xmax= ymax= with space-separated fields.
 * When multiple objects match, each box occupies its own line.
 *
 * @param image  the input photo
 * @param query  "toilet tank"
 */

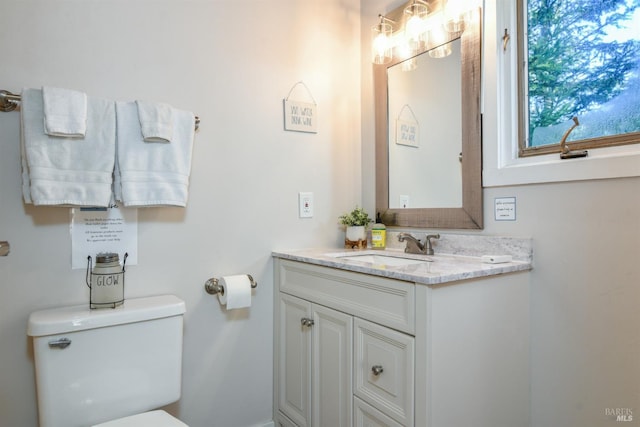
xmin=27 ymin=295 xmax=186 ymax=427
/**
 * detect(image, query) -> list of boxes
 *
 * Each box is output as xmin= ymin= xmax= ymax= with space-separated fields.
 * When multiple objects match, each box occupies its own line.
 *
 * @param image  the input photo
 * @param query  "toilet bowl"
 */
xmin=28 ymin=295 xmax=188 ymax=427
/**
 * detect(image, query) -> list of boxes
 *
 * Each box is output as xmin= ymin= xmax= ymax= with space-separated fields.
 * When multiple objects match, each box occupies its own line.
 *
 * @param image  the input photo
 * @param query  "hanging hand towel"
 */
xmin=136 ymin=100 xmax=173 ymax=142
xmin=115 ymin=101 xmax=195 ymax=207
xmin=42 ymin=86 xmax=88 ymax=137
xmin=20 ymin=102 xmax=32 ymax=204
xmin=21 ymin=88 xmax=116 ymax=206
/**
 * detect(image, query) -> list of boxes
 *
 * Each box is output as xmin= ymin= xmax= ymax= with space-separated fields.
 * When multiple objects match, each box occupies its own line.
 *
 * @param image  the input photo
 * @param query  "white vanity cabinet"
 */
xmin=274 ymin=259 xmax=416 ymax=427
xmin=273 ymin=255 xmax=530 ymax=427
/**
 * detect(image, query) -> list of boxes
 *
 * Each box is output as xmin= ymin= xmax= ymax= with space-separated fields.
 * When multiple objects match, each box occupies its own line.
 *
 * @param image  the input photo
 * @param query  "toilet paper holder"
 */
xmin=204 ymin=274 xmax=258 ymax=295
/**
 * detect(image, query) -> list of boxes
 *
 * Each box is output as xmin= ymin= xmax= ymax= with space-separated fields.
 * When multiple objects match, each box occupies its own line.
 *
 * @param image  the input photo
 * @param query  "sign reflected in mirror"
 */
xmin=374 ymin=2 xmax=483 ymax=229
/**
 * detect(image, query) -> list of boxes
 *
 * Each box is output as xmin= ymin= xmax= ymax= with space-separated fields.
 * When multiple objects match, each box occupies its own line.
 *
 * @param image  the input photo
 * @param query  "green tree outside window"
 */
xmin=521 ymin=0 xmax=640 ymax=150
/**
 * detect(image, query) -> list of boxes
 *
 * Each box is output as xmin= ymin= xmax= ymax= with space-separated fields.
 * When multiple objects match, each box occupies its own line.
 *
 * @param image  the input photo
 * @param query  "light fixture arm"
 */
xmin=377 ymin=14 xmax=395 ymax=27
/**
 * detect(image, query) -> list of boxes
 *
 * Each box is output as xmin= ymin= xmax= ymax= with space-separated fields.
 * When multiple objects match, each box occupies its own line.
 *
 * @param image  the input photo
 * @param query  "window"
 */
xmin=518 ymin=0 xmax=640 ymax=157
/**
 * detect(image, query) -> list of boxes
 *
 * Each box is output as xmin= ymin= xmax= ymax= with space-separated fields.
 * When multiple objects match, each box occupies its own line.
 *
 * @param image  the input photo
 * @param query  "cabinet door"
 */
xmin=312 ymin=304 xmax=353 ymax=427
xmin=278 ymin=294 xmax=312 ymax=427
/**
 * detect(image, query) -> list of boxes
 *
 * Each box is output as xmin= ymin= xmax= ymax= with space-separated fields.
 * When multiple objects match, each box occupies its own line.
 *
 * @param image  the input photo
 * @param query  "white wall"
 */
xmin=484 ymin=181 xmax=640 ymax=427
xmin=0 ymin=1 xmax=361 ymax=426
xmin=361 ymin=1 xmax=640 ymax=426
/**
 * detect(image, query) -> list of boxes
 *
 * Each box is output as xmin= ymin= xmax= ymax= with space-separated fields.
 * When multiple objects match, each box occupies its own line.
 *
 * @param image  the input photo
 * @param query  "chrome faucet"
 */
xmin=398 ymin=232 xmax=440 ymax=255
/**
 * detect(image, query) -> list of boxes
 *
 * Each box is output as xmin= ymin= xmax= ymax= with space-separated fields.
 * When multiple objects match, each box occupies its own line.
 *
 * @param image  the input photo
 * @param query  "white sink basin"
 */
xmin=335 ymin=253 xmax=432 ymax=267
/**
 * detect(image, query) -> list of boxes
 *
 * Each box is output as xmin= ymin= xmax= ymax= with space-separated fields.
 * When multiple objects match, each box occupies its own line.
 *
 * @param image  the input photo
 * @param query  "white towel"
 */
xmin=20 ymin=103 xmax=32 ymax=204
xmin=136 ymin=100 xmax=173 ymax=142
xmin=42 ymin=86 xmax=88 ymax=137
xmin=115 ymin=101 xmax=195 ymax=207
xmin=21 ymin=88 xmax=116 ymax=206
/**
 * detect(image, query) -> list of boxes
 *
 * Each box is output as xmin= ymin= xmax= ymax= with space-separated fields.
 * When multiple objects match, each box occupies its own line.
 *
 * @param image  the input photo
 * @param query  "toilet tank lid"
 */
xmin=27 ymin=295 xmax=186 ymax=337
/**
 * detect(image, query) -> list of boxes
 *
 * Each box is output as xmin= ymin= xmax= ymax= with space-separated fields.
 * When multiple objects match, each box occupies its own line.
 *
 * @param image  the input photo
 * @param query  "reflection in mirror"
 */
xmin=375 ymin=4 xmax=483 ymax=229
xmin=388 ymin=39 xmax=462 ymax=209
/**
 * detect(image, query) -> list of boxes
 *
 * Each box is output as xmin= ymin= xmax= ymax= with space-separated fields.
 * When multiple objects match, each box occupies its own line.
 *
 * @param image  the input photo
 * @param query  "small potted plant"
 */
xmin=338 ymin=206 xmax=373 ymax=249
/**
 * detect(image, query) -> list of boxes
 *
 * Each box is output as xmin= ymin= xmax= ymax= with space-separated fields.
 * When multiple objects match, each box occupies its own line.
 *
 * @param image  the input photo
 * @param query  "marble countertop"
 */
xmin=272 ymin=247 xmax=532 ymax=286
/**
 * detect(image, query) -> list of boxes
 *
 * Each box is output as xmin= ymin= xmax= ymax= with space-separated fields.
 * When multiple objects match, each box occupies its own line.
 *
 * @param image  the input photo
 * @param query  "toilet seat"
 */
xmin=92 ymin=410 xmax=188 ymax=427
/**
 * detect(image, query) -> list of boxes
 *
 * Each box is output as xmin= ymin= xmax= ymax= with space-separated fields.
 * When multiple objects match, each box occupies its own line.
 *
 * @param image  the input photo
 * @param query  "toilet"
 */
xmin=27 ymin=295 xmax=188 ymax=427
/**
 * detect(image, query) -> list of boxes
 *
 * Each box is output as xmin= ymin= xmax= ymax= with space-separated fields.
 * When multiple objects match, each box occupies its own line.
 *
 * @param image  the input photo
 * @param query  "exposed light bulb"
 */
xmin=404 ymin=1 xmax=428 ymax=51
xmin=373 ymin=33 xmax=389 ymax=62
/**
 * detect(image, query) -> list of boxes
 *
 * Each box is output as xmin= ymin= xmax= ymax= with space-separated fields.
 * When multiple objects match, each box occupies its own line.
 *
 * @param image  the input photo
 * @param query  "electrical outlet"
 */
xmin=299 ymin=192 xmax=313 ymax=218
xmin=400 ymin=195 xmax=410 ymax=208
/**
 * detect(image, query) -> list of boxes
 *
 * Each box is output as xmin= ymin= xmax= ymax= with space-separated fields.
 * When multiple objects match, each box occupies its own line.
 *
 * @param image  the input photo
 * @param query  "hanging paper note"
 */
xmin=396 ymin=104 xmax=419 ymax=147
xmin=283 ymin=81 xmax=318 ymax=133
xmin=70 ymin=205 xmax=138 ymax=269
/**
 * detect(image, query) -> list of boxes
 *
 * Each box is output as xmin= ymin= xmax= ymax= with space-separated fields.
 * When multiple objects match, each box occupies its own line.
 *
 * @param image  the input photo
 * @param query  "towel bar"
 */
xmin=0 ymin=89 xmax=200 ymax=130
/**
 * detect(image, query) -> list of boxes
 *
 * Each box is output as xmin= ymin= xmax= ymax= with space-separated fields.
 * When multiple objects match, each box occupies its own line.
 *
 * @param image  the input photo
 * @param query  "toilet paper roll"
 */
xmin=218 ymin=275 xmax=252 ymax=309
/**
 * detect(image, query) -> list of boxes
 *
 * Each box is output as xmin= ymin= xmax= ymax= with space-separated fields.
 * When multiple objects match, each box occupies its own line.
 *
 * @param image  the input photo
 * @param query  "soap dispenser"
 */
xmin=371 ymin=213 xmax=386 ymax=249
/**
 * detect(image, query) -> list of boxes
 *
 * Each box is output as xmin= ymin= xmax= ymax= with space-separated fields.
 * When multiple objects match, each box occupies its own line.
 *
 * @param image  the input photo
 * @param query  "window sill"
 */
xmin=483 ymin=143 xmax=640 ymax=187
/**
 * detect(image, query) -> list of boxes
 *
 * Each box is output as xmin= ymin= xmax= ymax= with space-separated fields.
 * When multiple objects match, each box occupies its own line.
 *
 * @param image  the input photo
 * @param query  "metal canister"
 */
xmin=86 ymin=252 xmax=128 ymax=309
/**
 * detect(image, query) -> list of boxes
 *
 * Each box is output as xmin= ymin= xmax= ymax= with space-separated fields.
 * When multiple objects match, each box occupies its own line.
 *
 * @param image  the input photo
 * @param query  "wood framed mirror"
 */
xmin=375 ymin=4 xmax=482 ymax=229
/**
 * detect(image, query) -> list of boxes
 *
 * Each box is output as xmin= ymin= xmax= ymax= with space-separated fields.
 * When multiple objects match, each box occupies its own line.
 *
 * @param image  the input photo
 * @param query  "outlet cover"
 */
xmin=299 ymin=192 xmax=313 ymax=218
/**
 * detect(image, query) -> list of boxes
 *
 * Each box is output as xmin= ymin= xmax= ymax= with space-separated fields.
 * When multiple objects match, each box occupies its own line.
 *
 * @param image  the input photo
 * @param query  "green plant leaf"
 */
xmin=338 ymin=206 xmax=373 ymax=227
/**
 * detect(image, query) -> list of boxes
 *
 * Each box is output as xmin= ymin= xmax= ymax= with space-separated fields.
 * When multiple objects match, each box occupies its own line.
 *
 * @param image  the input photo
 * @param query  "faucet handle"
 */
xmin=425 ymin=234 xmax=440 ymax=255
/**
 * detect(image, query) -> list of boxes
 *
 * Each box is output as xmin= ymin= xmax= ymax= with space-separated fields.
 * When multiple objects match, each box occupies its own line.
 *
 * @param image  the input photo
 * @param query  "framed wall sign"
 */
xmin=283 ymin=81 xmax=318 ymax=133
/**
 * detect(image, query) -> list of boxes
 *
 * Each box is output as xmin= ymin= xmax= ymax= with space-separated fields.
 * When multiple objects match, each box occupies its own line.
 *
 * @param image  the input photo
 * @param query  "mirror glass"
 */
xmin=388 ymin=39 xmax=462 ymax=208
xmin=375 ymin=6 xmax=483 ymax=229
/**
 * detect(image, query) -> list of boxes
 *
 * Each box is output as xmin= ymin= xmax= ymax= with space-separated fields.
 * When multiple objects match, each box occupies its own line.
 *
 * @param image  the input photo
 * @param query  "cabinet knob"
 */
xmin=301 ymin=317 xmax=315 ymax=327
xmin=371 ymin=365 xmax=384 ymax=376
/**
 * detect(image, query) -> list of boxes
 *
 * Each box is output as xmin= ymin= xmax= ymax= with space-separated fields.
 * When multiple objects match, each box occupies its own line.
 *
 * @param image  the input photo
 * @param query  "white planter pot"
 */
xmin=345 ymin=226 xmax=367 ymax=249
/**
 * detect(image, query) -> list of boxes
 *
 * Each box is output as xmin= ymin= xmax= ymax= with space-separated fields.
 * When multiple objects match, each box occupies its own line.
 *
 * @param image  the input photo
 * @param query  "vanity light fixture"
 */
xmin=372 ymin=14 xmax=394 ymax=64
xmin=372 ymin=0 xmax=476 ymax=65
